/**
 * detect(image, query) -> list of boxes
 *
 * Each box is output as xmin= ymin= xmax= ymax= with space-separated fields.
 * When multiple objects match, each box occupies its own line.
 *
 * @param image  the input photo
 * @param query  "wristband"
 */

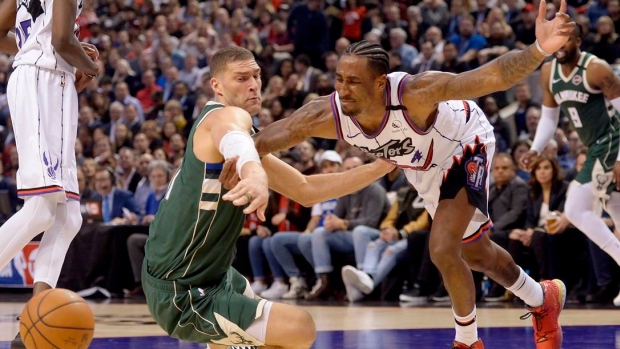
xmin=535 ymin=40 xmax=551 ymax=57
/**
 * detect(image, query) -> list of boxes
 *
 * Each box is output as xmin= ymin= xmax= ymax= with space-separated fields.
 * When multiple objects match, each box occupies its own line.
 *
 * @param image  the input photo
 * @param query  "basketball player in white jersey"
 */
xmin=0 ymin=0 xmax=99 ymax=347
xmin=219 ymin=1 xmax=574 ymax=348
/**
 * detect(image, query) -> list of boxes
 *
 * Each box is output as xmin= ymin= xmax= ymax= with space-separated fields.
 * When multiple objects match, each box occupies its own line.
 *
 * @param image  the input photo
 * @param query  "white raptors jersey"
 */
xmin=13 ymin=0 xmax=82 ymax=74
xmin=332 ymin=72 xmax=496 ymax=229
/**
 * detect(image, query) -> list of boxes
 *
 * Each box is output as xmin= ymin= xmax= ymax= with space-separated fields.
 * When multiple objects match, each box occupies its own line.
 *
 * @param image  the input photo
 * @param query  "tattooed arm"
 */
xmin=587 ymin=59 xmax=620 ymax=100
xmin=404 ymin=45 xmax=547 ymax=107
xmin=254 ymin=95 xmax=338 ymax=155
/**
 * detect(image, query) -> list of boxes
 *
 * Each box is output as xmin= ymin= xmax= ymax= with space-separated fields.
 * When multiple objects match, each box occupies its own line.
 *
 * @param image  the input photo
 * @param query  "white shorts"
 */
xmin=403 ymin=101 xmax=496 ymax=242
xmin=7 ymin=65 xmax=79 ymax=202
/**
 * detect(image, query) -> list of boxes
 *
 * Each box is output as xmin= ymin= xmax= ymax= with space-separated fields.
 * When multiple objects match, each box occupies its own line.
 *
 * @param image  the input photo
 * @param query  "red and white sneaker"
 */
xmin=520 ymin=279 xmax=566 ymax=349
xmin=452 ymin=339 xmax=484 ymax=348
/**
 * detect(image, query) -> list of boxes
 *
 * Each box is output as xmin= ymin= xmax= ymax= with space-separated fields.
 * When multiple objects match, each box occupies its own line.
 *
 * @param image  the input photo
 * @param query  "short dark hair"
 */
xmin=343 ymin=40 xmax=389 ymax=76
xmin=295 ymin=54 xmax=312 ymax=67
xmin=210 ymin=46 xmax=255 ymax=78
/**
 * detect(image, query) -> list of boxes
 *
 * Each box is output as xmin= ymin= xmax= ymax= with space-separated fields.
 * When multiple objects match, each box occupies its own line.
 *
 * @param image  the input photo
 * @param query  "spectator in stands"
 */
xmin=389 ymin=28 xmax=418 ymax=69
xmin=448 ymin=14 xmax=486 ymax=65
xmin=411 ymin=41 xmax=441 ymax=74
xmin=134 ymin=153 xmax=155 ymax=215
xmin=116 ymin=148 xmax=142 ymax=193
xmin=509 ymin=156 xmax=588 ymax=294
xmin=294 ymin=54 xmax=323 ymax=94
xmin=136 ymin=69 xmax=163 ymax=115
xmin=299 ymin=156 xmax=389 ymax=300
xmin=439 ymin=42 xmax=470 ymax=73
xmin=420 ymin=0 xmax=451 ymax=33
xmin=342 ymin=184 xmax=430 ymax=302
xmin=92 ymin=167 xmax=140 ymax=224
xmin=114 ymin=82 xmax=144 ymax=121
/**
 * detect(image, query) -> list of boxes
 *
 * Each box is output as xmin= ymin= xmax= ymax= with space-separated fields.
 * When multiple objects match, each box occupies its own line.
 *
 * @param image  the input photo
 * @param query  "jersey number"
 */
xmin=567 ymin=107 xmax=583 ymax=128
xmin=15 ymin=19 xmax=32 ymax=49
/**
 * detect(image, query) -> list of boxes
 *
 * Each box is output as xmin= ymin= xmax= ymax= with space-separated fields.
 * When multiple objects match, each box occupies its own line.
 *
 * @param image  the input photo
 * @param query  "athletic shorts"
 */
xmin=143 ymin=264 xmax=267 ymax=346
xmin=7 ymin=65 xmax=79 ymax=202
xmin=577 ymin=134 xmax=620 ymax=198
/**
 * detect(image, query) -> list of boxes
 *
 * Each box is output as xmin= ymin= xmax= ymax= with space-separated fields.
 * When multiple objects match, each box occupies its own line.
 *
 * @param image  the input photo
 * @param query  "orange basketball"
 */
xmin=19 ymin=288 xmax=95 ymax=349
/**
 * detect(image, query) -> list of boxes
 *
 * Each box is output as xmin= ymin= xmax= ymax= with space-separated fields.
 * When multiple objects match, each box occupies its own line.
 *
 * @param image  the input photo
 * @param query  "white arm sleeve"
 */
xmin=611 ymin=97 xmax=620 ymax=161
xmin=219 ymin=130 xmax=261 ymax=177
xmin=530 ymin=106 xmax=560 ymax=154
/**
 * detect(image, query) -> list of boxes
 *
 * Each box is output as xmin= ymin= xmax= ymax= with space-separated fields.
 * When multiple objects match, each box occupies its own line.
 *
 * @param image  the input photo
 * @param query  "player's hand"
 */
xmin=74 ymin=69 xmax=93 ymax=93
xmin=519 ymin=150 xmax=539 ymax=171
xmin=613 ymin=161 xmax=620 ymax=190
xmin=221 ymin=163 xmax=269 ymax=221
xmin=219 ymin=156 xmax=241 ymax=190
xmin=81 ymin=42 xmax=99 ymax=62
xmin=535 ymin=0 xmax=576 ymax=55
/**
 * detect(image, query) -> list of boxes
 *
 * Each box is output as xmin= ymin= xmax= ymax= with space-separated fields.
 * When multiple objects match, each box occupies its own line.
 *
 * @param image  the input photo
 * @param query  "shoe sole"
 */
xmin=342 ymin=266 xmax=373 ymax=294
xmin=553 ymin=279 xmax=566 ymax=346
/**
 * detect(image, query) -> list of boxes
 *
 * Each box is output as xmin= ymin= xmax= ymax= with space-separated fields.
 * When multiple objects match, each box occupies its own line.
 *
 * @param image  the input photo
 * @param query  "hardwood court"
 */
xmin=1 ymin=299 xmax=620 ymax=348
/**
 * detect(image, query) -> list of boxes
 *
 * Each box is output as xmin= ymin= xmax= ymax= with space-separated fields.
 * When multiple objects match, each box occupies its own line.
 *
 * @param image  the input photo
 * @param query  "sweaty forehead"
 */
xmin=227 ymin=60 xmax=260 ymax=74
xmin=336 ymin=56 xmax=369 ymax=79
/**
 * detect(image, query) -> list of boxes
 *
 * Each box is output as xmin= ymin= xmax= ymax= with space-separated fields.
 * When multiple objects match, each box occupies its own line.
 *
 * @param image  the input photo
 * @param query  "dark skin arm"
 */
xmin=587 ymin=59 xmax=620 ymax=188
xmin=52 ymin=0 xmax=98 ymax=75
xmin=253 ymin=95 xmax=338 ymax=155
xmin=0 ymin=0 xmax=18 ymax=55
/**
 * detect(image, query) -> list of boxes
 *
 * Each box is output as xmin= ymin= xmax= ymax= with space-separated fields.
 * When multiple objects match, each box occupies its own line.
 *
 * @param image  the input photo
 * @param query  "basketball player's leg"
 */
xmin=429 ymin=188 xmax=483 ymax=345
xmin=227 ymin=267 xmax=316 ymax=349
xmin=34 ymin=200 xmax=82 ymax=291
xmin=565 ymin=182 xmax=620 ymax=265
xmin=0 ymin=66 xmax=68 ymax=272
xmin=31 ymin=66 xmax=82 ymax=293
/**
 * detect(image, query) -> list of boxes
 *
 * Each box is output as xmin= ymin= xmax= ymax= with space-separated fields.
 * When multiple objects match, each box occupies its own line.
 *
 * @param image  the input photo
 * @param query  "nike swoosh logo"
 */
xmin=552 ymin=78 xmax=562 ymax=84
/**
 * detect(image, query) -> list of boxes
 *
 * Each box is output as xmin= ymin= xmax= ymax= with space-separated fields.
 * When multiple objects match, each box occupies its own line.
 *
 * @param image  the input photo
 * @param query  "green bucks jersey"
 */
xmin=550 ymin=52 xmax=620 ymax=148
xmin=145 ymin=102 xmax=246 ymax=285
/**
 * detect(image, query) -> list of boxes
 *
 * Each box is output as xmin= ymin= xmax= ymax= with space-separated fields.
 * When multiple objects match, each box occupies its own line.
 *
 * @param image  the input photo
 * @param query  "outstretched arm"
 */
xmin=224 ymin=154 xmax=395 ymax=207
xmin=404 ymin=0 xmax=574 ymax=106
xmin=253 ymin=95 xmax=338 ymax=155
xmin=0 ymin=0 xmax=17 ymax=55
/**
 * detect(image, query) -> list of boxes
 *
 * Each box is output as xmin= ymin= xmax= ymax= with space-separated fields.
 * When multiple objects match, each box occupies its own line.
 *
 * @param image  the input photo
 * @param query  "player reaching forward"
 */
xmin=228 ymin=1 xmax=575 ymax=348
xmin=0 ymin=0 xmax=99 ymax=347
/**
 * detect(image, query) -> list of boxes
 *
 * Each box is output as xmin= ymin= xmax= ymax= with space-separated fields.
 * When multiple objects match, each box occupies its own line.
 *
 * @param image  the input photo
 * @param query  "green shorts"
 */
xmin=142 ymin=263 xmax=267 ymax=346
xmin=577 ymin=135 xmax=620 ymax=194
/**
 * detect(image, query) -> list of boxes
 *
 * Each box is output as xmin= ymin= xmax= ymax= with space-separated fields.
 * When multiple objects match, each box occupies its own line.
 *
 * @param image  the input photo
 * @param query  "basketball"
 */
xmin=19 ymin=288 xmax=95 ymax=349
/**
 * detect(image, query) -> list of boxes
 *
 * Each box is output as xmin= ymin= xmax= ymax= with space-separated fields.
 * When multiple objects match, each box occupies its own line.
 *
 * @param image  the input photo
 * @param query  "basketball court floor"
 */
xmin=1 ymin=295 xmax=620 ymax=349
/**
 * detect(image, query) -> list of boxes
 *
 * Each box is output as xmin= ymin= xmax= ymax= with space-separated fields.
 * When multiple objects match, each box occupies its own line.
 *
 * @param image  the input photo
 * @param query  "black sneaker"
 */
xmin=11 ymin=332 xmax=25 ymax=349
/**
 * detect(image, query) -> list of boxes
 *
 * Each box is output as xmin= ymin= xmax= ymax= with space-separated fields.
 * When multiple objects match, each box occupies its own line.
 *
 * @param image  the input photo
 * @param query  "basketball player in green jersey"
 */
xmin=521 ymin=25 xmax=620 ymax=305
xmin=143 ymin=46 xmax=394 ymax=349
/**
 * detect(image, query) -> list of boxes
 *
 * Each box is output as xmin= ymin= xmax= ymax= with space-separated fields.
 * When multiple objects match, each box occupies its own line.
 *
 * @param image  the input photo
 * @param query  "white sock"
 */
xmin=507 ymin=267 xmax=544 ymax=308
xmin=454 ymin=307 xmax=478 ymax=346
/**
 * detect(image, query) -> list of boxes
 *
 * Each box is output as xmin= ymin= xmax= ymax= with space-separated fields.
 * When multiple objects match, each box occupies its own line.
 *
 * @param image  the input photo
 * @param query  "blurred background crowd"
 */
xmin=1 ymin=0 xmax=620 ymax=306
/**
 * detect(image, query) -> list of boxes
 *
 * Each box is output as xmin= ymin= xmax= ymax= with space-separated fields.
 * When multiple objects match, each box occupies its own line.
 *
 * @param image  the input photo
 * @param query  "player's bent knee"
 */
xmin=265 ymin=303 xmax=316 ymax=348
xmin=65 ymin=209 xmax=83 ymax=236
